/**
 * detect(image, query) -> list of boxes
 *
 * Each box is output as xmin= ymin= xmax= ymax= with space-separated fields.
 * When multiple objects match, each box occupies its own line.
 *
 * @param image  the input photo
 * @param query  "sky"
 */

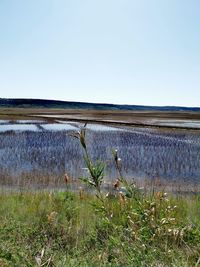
xmin=0 ymin=0 xmax=200 ymax=107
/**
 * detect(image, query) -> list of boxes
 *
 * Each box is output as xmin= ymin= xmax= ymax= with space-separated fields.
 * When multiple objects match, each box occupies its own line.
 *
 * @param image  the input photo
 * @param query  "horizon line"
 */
xmin=1 ymin=97 xmax=200 ymax=109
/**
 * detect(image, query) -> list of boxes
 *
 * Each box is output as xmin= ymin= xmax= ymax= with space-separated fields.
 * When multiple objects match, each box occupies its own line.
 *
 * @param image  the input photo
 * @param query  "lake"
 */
xmin=0 ymin=120 xmax=200 ymax=191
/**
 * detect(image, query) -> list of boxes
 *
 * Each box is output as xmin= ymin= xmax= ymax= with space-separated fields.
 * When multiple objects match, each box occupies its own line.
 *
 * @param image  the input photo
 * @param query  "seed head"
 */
xmin=64 ymin=173 xmax=70 ymax=184
xmin=113 ymin=179 xmax=120 ymax=189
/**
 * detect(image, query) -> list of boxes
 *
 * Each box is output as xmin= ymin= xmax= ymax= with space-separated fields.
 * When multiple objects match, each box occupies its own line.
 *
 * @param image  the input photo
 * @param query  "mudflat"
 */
xmin=0 ymin=108 xmax=200 ymax=130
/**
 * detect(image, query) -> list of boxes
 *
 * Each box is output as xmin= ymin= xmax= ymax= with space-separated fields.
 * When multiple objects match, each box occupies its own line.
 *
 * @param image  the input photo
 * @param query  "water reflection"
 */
xmin=0 ymin=124 xmax=38 ymax=132
xmin=0 ymin=122 xmax=127 ymax=132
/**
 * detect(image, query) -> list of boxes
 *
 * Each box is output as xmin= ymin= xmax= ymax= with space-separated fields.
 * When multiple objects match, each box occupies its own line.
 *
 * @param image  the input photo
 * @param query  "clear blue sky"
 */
xmin=0 ymin=0 xmax=200 ymax=107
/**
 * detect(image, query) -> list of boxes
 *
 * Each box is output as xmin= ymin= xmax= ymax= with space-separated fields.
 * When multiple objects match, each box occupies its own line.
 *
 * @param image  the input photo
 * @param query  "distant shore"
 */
xmin=0 ymin=107 xmax=200 ymax=130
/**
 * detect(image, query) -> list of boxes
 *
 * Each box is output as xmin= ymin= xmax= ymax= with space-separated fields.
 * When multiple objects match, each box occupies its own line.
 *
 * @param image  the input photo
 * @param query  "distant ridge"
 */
xmin=0 ymin=98 xmax=200 ymax=112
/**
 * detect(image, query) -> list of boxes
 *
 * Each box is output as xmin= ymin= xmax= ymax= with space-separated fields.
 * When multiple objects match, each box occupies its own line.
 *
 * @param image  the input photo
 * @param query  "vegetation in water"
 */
xmin=0 ymin=126 xmax=199 ymax=266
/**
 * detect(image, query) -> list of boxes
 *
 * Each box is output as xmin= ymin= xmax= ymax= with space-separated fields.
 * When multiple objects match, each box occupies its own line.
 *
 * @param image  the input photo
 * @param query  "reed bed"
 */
xmin=0 ymin=125 xmax=200 ymax=190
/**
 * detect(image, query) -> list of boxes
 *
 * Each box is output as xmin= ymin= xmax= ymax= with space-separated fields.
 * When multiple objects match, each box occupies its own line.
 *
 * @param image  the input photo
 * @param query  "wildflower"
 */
xmin=64 ymin=173 xmax=70 ymax=184
xmin=79 ymin=124 xmax=87 ymax=149
xmin=106 ymin=192 xmax=109 ymax=198
xmin=113 ymin=149 xmax=118 ymax=161
xmin=47 ymin=211 xmax=58 ymax=224
xmin=117 ymin=158 xmax=122 ymax=167
xmin=150 ymin=202 xmax=156 ymax=208
xmin=35 ymin=256 xmax=42 ymax=266
xmin=119 ymin=192 xmax=126 ymax=206
xmin=79 ymin=187 xmax=84 ymax=199
xmin=113 ymin=179 xmax=120 ymax=189
xmin=155 ymin=191 xmax=163 ymax=199
xmin=151 ymin=207 xmax=155 ymax=215
xmin=161 ymin=218 xmax=167 ymax=224
xmin=69 ymin=124 xmax=87 ymax=150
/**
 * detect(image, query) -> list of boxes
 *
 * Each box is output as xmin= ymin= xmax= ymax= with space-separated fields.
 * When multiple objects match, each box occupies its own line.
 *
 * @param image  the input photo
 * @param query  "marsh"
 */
xmin=0 ymin=119 xmax=199 ymax=192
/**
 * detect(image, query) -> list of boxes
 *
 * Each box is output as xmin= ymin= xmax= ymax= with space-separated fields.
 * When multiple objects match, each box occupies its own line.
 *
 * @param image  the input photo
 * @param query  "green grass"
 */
xmin=0 ymin=191 xmax=199 ymax=266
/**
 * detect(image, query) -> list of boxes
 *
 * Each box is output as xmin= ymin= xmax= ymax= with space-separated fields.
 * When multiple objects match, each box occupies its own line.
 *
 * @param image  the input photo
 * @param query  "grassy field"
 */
xmin=0 ymin=190 xmax=199 ymax=266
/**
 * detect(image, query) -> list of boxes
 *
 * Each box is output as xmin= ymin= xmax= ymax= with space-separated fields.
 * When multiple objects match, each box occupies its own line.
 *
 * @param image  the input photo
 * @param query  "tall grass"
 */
xmin=0 ymin=192 xmax=199 ymax=266
xmin=0 ymin=127 xmax=199 ymax=266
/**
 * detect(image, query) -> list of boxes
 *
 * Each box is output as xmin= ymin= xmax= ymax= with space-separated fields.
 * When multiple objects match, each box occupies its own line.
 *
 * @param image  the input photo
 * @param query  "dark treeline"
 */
xmin=1 ymin=98 xmax=200 ymax=111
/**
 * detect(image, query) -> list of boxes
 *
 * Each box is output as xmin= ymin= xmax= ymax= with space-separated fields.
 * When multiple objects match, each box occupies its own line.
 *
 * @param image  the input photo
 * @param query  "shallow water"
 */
xmin=0 ymin=124 xmax=39 ymax=132
xmin=42 ymin=123 xmax=77 ymax=131
xmin=0 ymin=120 xmax=10 ymax=124
xmin=0 ymin=121 xmax=199 ymax=190
xmin=0 ymin=122 xmax=126 ymax=132
xmin=149 ymin=119 xmax=200 ymax=128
